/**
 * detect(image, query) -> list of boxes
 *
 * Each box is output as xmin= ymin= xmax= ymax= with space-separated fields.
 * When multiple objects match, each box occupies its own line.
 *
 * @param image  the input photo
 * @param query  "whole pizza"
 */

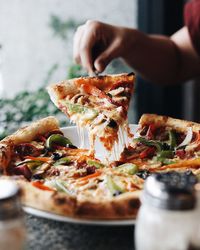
xmin=0 ymin=73 xmax=200 ymax=220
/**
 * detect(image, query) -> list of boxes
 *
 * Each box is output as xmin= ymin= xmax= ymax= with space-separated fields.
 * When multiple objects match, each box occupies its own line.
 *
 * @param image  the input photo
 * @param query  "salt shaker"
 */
xmin=135 ymin=172 xmax=198 ymax=250
xmin=0 ymin=179 xmax=26 ymax=250
xmin=189 ymin=183 xmax=200 ymax=249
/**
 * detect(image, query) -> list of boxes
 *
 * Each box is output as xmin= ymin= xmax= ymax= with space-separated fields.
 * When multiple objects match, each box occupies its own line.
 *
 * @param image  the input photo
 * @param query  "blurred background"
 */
xmin=0 ymin=0 xmax=199 ymax=139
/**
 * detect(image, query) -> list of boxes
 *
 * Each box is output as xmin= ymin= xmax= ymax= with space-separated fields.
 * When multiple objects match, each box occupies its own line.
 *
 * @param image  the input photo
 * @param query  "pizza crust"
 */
xmin=19 ymin=178 xmax=141 ymax=219
xmin=139 ymin=113 xmax=200 ymax=133
xmin=0 ymin=116 xmax=59 ymax=172
xmin=1 ymin=176 xmax=141 ymax=219
xmin=47 ymin=73 xmax=135 ymax=109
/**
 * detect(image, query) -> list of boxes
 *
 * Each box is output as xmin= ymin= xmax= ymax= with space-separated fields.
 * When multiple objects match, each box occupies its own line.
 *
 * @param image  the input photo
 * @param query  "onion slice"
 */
xmin=177 ymin=127 xmax=193 ymax=148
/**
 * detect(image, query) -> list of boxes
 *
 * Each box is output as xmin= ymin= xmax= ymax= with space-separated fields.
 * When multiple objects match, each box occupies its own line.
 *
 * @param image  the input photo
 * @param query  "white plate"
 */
xmin=24 ymin=206 xmax=135 ymax=226
xmin=24 ymin=124 xmax=138 ymax=226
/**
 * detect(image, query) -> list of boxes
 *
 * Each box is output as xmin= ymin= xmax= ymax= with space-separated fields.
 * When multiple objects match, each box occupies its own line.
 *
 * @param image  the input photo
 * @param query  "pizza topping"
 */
xmin=82 ymin=83 xmax=105 ymax=98
xmin=135 ymin=137 xmax=163 ymax=152
xmin=54 ymin=157 xmax=71 ymax=166
xmin=176 ymin=149 xmax=186 ymax=159
xmin=24 ymin=156 xmax=51 ymax=163
xmin=16 ymin=159 xmax=43 ymax=169
xmin=106 ymin=175 xmax=124 ymax=196
xmin=64 ymin=101 xmax=98 ymax=121
xmin=139 ymin=147 xmax=156 ymax=159
xmin=87 ymin=160 xmax=105 ymax=169
xmin=86 ymin=166 xmax=96 ymax=175
xmin=177 ymin=127 xmax=193 ymax=149
xmin=169 ymin=130 xmax=177 ymax=149
xmin=14 ymin=164 xmax=32 ymax=180
xmin=32 ymin=181 xmax=53 ymax=191
xmin=157 ymin=150 xmax=174 ymax=159
xmin=15 ymin=143 xmax=41 ymax=157
xmin=108 ymin=87 xmax=124 ymax=96
xmin=115 ymin=163 xmax=138 ymax=175
xmin=154 ymin=150 xmax=175 ymax=165
xmin=79 ymin=171 xmax=101 ymax=181
xmin=46 ymin=134 xmax=73 ymax=150
xmin=49 ymin=180 xmax=72 ymax=195
xmin=146 ymin=124 xmax=156 ymax=140
xmin=51 ymin=152 xmax=63 ymax=161
xmin=107 ymin=119 xmax=118 ymax=128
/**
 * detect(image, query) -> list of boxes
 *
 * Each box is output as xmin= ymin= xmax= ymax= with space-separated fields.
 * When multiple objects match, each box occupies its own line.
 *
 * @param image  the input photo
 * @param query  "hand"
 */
xmin=73 ymin=20 xmax=134 ymax=74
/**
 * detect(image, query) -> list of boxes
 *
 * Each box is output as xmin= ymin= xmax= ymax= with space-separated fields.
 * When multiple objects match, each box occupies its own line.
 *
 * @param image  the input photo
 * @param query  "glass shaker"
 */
xmin=0 ymin=179 xmax=26 ymax=250
xmin=189 ymin=182 xmax=200 ymax=249
xmin=0 ymin=44 xmax=4 ymax=98
xmin=135 ymin=172 xmax=198 ymax=250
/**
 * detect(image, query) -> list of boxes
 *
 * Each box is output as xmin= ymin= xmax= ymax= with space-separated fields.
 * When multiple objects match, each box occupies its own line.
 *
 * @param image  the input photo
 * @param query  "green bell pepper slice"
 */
xmin=65 ymin=102 xmax=98 ymax=120
xmin=54 ymin=157 xmax=71 ymax=166
xmin=87 ymin=160 xmax=105 ymax=169
xmin=134 ymin=137 xmax=163 ymax=151
xmin=155 ymin=150 xmax=175 ymax=165
xmin=157 ymin=150 xmax=174 ymax=159
xmin=16 ymin=160 xmax=43 ymax=170
xmin=116 ymin=163 xmax=138 ymax=175
xmin=46 ymin=134 xmax=73 ymax=149
xmin=106 ymin=176 xmax=124 ymax=196
xmin=169 ymin=130 xmax=177 ymax=150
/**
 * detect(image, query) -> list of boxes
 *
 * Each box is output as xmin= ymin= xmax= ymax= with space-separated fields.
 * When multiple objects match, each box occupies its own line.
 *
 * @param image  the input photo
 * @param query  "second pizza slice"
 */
xmin=47 ymin=73 xmax=135 ymax=152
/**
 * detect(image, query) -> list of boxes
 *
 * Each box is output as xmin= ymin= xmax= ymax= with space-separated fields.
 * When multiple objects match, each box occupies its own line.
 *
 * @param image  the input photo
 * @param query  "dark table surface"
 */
xmin=25 ymin=214 xmax=135 ymax=250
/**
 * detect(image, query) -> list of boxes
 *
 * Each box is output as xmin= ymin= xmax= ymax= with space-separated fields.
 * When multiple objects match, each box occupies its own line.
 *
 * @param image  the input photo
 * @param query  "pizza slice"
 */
xmin=0 ymin=116 xmax=143 ymax=219
xmin=120 ymin=114 xmax=200 ymax=175
xmin=47 ymin=73 xmax=135 ymax=152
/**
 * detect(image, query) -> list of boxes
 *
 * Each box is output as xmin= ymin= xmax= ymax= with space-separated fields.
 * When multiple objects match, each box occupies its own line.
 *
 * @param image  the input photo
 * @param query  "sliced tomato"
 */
xmin=24 ymin=156 xmax=51 ymax=162
xmin=175 ymin=149 xmax=186 ymax=159
xmin=139 ymin=147 xmax=156 ymax=159
xmin=146 ymin=124 xmax=156 ymax=140
xmin=82 ymin=84 xmax=114 ymax=105
xmin=32 ymin=181 xmax=53 ymax=191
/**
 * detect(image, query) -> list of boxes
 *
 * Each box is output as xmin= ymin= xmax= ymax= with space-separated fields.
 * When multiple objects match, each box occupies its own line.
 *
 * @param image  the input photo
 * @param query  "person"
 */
xmin=73 ymin=0 xmax=200 ymax=85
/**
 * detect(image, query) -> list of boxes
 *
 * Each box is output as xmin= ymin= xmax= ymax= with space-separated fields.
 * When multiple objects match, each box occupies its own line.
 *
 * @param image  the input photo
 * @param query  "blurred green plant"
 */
xmin=49 ymin=15 xmax=81 ymax=40
xmin=0 ymin=63 xmax=85 ymax=140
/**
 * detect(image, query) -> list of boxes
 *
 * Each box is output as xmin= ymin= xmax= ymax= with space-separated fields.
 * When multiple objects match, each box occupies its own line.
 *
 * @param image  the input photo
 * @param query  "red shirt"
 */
xmin=184 ymin=0 xmax=200 ymax=56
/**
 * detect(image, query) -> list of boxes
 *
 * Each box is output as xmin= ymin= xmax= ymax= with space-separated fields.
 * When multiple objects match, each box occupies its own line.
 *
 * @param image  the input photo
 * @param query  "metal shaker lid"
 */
xmin=143 ymin=171 xmax=197 ymax=210
xmin=0 ymin=179 xmax=22 ymax=220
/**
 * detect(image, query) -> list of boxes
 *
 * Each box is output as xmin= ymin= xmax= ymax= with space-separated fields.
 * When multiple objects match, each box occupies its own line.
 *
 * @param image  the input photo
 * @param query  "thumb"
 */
xmin=94 ymin=41 xmax=120 ymax=72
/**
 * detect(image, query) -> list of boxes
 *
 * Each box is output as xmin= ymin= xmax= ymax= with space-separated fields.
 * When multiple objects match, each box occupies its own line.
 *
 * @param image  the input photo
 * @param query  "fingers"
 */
xmin=73 ymin=21 xmax=99 ymax=74
xmin=73 ymin=20 xmax=120 ymax=74
xmin=94 ymin=39 xmax=121 ymax=72
xmin=79 ymin=24 xmax=97 ymax=75
xmin=73 ymin=25 xmax=84 ymax=65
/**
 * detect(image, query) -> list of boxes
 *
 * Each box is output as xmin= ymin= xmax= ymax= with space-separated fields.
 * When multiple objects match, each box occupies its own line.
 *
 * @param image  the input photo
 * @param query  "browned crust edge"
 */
xmin=0 ymin=176 xmax=141 ymax=220
xmin=19 ymin=178 xmax=141 ymax=219
xmin=47 ymin=73 xmax=135 ymax=106
xmin=139 ymin=113 xmax=200 ymax=133
xmin=0 ymin=116 xmax=60 ymax=171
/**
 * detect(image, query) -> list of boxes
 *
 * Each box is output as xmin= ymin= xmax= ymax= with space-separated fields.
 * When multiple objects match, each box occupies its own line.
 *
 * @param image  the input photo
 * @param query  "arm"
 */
xmin=73 ymin=21 xmax=200 ymax=84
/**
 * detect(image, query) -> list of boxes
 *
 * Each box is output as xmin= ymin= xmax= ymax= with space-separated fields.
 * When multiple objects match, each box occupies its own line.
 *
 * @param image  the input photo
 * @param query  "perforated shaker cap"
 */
xmin=143 ymin=172 xmax=197 ymax=211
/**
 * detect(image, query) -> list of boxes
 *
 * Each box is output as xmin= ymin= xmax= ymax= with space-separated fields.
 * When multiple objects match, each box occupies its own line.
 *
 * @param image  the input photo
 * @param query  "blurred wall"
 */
xmin=0 ymin=0 xmax=137 ymax=97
